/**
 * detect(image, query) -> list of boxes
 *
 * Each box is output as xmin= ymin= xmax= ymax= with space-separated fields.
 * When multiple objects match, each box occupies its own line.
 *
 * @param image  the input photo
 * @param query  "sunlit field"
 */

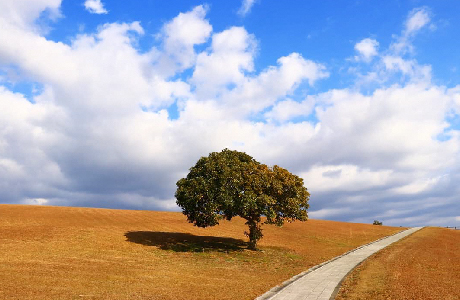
xmin=0 ymin=205 xmax=403 ymax=300
xmin=336 ymin=227 xmax=460 ymax=300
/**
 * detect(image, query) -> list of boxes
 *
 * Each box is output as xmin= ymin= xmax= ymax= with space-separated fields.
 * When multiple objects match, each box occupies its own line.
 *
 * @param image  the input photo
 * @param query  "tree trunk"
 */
xmin=246 ymin=220 xmax=263 ymax=250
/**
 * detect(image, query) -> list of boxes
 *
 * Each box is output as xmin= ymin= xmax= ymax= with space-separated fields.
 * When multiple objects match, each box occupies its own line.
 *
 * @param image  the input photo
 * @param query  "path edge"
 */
xmin=254 ymin=227 xmax=416 ymax=300
xmin=329 ymin=226 xmax=423 ymax=300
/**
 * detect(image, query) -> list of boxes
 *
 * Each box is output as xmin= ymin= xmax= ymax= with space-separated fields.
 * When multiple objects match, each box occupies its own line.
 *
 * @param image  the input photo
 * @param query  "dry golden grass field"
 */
xmin=0 ymin=204 xmax=403 ymax=300
xmin=336 ymin=227 xmax=460 ymax=300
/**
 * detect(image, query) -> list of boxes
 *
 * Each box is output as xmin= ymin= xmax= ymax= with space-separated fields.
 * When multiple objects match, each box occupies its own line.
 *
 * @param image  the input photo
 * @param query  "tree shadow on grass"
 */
xmin=125 ymin=231 xmax=248 ymax=252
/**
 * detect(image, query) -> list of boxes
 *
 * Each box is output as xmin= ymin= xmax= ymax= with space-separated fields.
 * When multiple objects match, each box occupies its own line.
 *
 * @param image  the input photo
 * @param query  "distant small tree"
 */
xmin=373 ymin=220 xmax=383 ymax=225
xmin=175 ymin=149 xmax=310 ymax=250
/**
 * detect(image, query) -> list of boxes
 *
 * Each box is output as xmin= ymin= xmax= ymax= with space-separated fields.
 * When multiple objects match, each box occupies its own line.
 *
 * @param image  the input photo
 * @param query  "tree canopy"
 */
xmin=175 ymin=149 xmax=310 ymax=249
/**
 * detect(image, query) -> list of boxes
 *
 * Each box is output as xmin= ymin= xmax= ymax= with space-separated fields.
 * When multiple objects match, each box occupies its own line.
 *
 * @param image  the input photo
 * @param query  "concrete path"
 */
xmin=256 ymin=227 xmax=423 ymax=300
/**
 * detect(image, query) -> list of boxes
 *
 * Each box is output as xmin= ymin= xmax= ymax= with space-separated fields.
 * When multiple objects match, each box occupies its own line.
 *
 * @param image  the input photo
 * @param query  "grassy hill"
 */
xmin=0 ymin=205 xmax=403 ymax=300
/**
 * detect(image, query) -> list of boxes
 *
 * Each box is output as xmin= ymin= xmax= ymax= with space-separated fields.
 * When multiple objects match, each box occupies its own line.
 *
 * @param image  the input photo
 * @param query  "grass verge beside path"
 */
xmin=0 ymin=205 xmax=403 ymax=300
xmin=336 ymin=227 xmax=460 ymax=300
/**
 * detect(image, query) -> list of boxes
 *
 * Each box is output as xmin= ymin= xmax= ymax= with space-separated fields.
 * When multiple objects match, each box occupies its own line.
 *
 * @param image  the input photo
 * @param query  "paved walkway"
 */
xmin=256 ymin=227 xmax=423 ymax=300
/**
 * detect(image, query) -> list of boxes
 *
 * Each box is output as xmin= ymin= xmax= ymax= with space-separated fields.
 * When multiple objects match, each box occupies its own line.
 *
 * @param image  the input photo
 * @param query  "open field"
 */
xmin=336 ymin=227 xmax=460 ymax=300
xmin=0 ymin=205 xmax=403 ymax=300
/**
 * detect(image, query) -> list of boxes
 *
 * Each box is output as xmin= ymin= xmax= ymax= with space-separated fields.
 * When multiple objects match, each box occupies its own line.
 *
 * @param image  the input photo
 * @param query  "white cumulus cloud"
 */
xmin=156 ymin=5 xmax=212 ymax=76
xmin=354 ymin=38 xmax=379 ymax=62
xmin=84 ymin=0 xmax=108 ymax=14
xmin=0 ymin=0 xmax=61 ymax=30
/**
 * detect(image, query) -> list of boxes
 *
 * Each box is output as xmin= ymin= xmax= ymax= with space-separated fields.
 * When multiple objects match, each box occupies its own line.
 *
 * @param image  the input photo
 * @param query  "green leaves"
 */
xmin=175 ymin=148 xmax=310 ymax=249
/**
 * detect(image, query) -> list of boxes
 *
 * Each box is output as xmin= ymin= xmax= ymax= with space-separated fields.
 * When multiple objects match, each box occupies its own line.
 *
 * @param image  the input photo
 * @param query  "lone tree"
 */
xmin=175 ymin=149 xmax=310 ymax=250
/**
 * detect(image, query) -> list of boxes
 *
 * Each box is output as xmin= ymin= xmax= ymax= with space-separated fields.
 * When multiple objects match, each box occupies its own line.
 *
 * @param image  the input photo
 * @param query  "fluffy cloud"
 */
xmin=0 ymin=0 xmax=61 ymax=24
xmin=218 ymin=53 xmax=328 ymax=117
xmin=355 ymin=8 xmax=433 ymax=87
xmin=0 ymin=3 xmax=459 ymax=227
xmin=264 ymin=98 xmax=315 ymax=122
xmin=157 ymin=5 xmax=212 ymax=76
xmin=84 ymin=0 xmax=108 ymax=14
xmin=191 ymin=26 xmax=257 ymax=98
xmin=354 ymin=38 xmax=379 ymax=62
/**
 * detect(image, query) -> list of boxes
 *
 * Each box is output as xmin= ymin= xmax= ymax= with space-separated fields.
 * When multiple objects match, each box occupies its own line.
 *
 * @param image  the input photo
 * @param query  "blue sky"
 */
xmin=33 ymin=1 xmax=460 ymax=82
xmin=1 ymin=0 xmax=460 ymax=227
xmin=9 ymin=1 xmax=460 ymax=103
